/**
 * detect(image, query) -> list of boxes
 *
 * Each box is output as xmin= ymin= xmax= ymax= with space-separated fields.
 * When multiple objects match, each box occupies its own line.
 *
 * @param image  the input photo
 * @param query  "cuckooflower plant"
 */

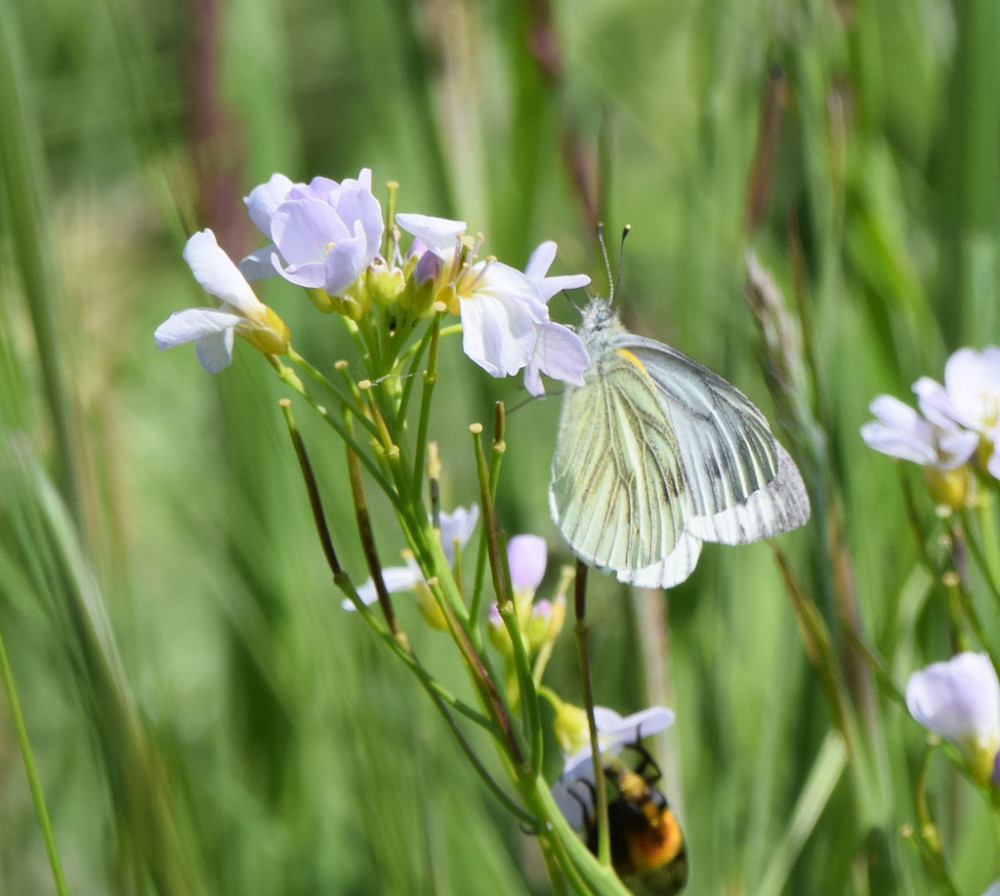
xmin=156 ymin=168 xmax=662 ymax=896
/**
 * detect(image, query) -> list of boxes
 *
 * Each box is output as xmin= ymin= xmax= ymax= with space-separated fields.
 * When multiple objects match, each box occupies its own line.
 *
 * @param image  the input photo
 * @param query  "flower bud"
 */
xmin=242 ymin=305 xmax=290 ymax=356
xmin=414 ymin=580 xmax=448 ymax=631
xmin=923 ymin=464 xmax=970 ymax=511
xmin=553 ymin=702 xmax=589 ymax=758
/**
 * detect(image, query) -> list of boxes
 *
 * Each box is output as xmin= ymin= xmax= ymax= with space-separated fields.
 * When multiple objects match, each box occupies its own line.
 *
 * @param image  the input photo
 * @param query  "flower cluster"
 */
xmin=861 ymin=346 xmax=1000 ymax=508
xmin=154 ymin=168 xmax=682 ymax=895
xmin=156 ymin=169 xmax=590 ymax=396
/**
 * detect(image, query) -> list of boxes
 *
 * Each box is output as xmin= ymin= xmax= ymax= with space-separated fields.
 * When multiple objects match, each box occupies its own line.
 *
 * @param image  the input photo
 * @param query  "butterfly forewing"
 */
xmin=626 ymin=336 xmax=806 ymax=543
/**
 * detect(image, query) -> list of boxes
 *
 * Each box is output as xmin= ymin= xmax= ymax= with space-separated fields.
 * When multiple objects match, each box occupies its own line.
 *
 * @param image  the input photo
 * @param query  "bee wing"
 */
xmin=549 ymin=344 xmax=704 ymax=588
xmin=626 ymin=336 xmax=810 ymax=544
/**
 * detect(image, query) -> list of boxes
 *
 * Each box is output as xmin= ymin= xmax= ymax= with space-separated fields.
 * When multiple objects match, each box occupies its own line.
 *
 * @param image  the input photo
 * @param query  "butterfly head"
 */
xmin=579 ymin=296 xmax=618 ymax=338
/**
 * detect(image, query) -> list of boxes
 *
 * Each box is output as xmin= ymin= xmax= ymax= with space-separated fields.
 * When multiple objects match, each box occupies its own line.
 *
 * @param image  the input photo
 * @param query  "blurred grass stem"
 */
xmin=0 ymin=618 xmax=70 ymax=896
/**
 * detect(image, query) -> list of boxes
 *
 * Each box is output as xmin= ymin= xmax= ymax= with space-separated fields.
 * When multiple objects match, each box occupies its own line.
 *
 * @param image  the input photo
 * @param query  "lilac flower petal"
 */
xmin=334 ymin=179 xmax=384 ymax=252
xmin=245 ymin=173 xmax=295 ymax=235
xmin=183 ymin=230 xmax=261 ymax=314
xmin=439 ymin=505 xmax=479 ymax=565
xmin=322 ymin=222 xmax=370 ymax=295
xmin=294 ymin=175 xmax=341 ymax=202
xmin=272 ymin=200 xmax=351 ymax=266
xmin=194 ymin=328 xmax=236 ymax=373
xmin=507 ymin=534 xmax=547 ymax=592
xmin=536 ymin=273 xmax=591 ymax=298
xmin=944 ymin=346 xmax=1000 ymax=431
xmin=239 ymin=246 xmax=279 ymax=282
xmin=945 ymin=346 xmax=1000 ymax=400
xmin=278 ymin=259 xmax=329 ymax=289
xmin=396 ymin=213 xmax=466 ymax=252
xmin=906 ymin=652 xmax=1000 ymax=746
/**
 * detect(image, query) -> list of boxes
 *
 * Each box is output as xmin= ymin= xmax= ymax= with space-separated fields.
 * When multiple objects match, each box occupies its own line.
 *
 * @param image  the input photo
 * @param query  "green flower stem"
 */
xmin=0 ymin=616 xmax=71 ymax=896
xmin=572 ymin=561 xmax=610 ymax=869
xmin=411 ymin=312 xmax=442 ymax=503
xmin=279 ymin=400 xmax=343 ymax=577
xmin=396 ymin=315 xmax=437 ymax=425
xmin=913 ymin=742 xmax=961 ymax=896
xmin=471 ymin=424 xmax=540 ymax=764
xmin=338 ymin=576 xmax=488 ymax=728
xmin=432 ymin=583 xmax=526 ymax=766
xmin=334 ymin=564 xmax=529 ymax=824
xmin=976 ymin=490 xmax=1000 ymax=588
xmin=469 ymin=529 xmax=491 ymax=650
xmin=468 ymin=404 xmax=507 ymax=648
xmin=537 ymin=838 xmax=571 ymax=896
xmin=285 ymin=347 xmax=380 ymax=441
xmin=271 ymin=358 xmax=398 ymax=506
xmin=960 ymin=503 xmax=1000 ymax=619
xmin=497 ymin=599 xmax=544 ymax=771
xmin=526 ymin=775 xmax=633 ymax=895
xmin=345 ymin=441 xmax=406 ymax=642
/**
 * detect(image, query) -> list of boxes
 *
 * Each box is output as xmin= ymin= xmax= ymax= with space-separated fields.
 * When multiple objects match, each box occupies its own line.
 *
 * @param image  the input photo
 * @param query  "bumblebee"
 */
xmin=578 ymin=744 xmax=687 ymax=896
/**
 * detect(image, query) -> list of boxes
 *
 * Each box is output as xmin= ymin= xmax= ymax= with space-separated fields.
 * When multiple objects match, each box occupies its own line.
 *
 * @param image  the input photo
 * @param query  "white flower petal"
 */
xmin=914 ymin=377 xmax=975 ymax=430
xmin=524 ymin=320 xmax=590 ymax=396
xmin=460 ymin=273 xmax=544 ymax=378
xmin=560 ymin=705 xmax=675 ymax=782
xmin=860 ymin=421 xmax=937 ymax=465
xmin=194 ymin=329 xmax=236 ymax=373
xmin=183 ymin=230 xmax=263 ymax=315
xmin=525 ymin=241 xmax=558 ymax=280
xmin=396 ymin=213 xmax=466 ymax=252
xmin=154 ymin=307 xmax=242 ymax=349
xmin=342 ymin=565 xmax=424 ymax=611
xmin=524 ymin=241 xmax=590 ymax=299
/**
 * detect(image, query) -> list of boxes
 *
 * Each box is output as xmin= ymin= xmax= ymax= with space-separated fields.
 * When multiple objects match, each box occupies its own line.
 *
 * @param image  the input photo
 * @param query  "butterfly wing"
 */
xmin=549 ymin=331 xmax=809 ymax=588
xmin=549 ymin=341 xmax=704 ymax=587
xmin=626 ymin=335 xmax=810 ymax=545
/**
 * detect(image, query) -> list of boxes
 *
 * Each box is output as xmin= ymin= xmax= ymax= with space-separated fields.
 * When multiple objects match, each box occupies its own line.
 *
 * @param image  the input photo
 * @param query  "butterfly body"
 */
xmin=549 ymin=297 xmax=809 ymax=588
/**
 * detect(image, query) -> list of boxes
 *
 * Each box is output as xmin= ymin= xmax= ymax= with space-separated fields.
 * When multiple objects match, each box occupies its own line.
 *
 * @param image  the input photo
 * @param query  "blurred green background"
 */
xmin=2 ymin=0 xmax=999 ymax=893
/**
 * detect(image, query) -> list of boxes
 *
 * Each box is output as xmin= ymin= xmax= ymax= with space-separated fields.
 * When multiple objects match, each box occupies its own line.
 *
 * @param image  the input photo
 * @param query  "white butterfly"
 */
xmin=549 ymin=297 xmax=810 ymax=588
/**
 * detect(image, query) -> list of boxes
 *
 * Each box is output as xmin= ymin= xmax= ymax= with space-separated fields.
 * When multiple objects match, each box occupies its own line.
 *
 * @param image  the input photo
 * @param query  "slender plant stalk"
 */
xmin=0 ymin=617 xmax=71 ymax=896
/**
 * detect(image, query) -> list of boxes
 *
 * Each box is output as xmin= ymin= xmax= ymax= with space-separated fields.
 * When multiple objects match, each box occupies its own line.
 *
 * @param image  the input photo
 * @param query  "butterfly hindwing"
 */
xmin=550 ymin=343 xmax=689 ymax=580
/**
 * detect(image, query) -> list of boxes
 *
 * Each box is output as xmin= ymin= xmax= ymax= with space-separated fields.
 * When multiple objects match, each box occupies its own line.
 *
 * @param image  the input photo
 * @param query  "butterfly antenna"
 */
xmin=597 ymin=222 xmax=614 ymax=302
xmin=614 ymin=225 xmax=630 ymax=303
